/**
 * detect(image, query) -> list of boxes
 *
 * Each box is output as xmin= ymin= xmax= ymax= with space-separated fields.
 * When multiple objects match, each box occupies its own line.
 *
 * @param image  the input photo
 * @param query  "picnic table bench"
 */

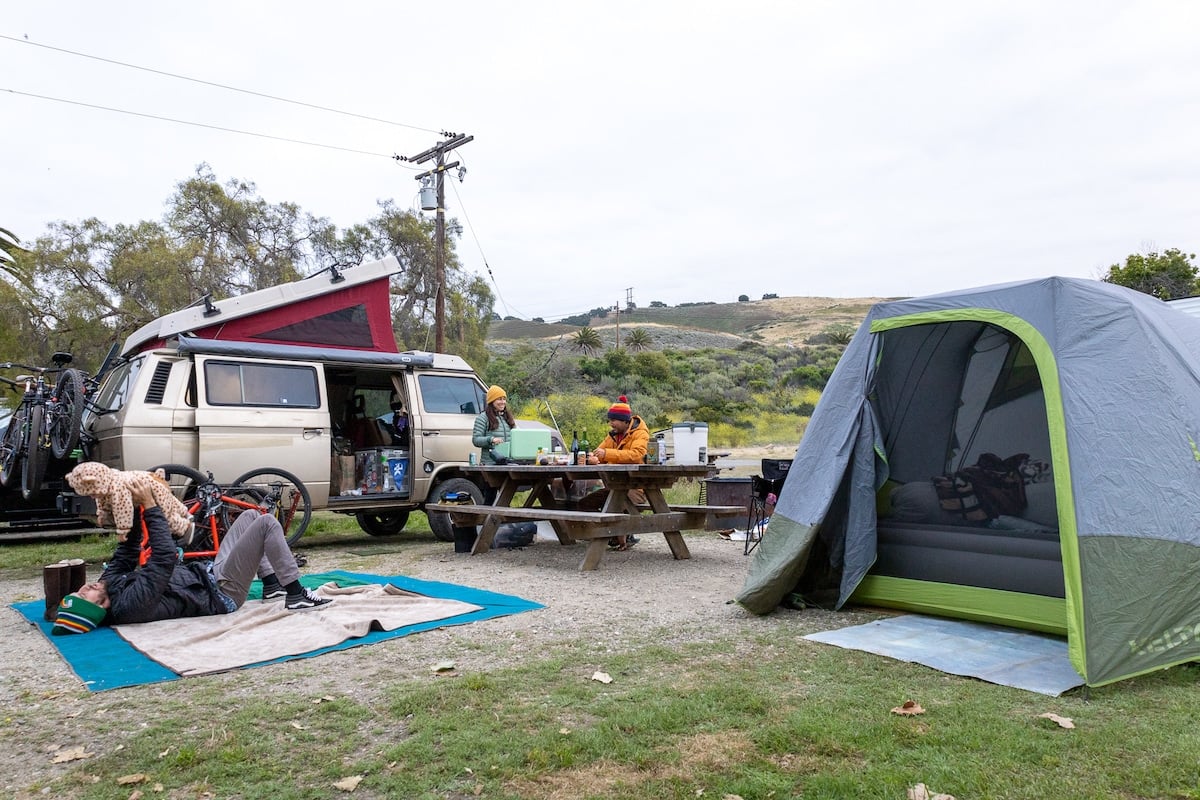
xmin=429 ymin=463 xmax=740 ymax=571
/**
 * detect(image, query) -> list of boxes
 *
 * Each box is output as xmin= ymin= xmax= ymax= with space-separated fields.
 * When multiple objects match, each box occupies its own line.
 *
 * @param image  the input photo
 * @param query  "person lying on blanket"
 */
xmin=52 ymin=481 xmax=331 ymax=635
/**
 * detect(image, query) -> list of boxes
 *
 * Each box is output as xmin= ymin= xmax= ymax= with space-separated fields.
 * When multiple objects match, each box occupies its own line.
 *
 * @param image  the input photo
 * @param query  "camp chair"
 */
xmin=745 ymin=475 xmax=785 ymax=554
xmin=347 ymin=395 xmax=387 ymax=448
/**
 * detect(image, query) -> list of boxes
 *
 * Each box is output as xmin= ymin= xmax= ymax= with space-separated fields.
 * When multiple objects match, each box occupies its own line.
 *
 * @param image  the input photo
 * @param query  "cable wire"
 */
xmin=2 ymin=87 xmax=420 ymax=163
xmin=1 ymin=33 xmax=444 ymax=135
xmin=447 ymin=177 xmax=508 ymax=308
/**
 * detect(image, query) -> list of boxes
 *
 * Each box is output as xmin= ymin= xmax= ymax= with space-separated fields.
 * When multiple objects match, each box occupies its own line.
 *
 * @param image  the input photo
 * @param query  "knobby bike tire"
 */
xmin=148 ymin=463 xmax=217 ymax=555
xmin=231 ymin=467 xmax=312 ymax=546
xmin=0 ymin=407 xmax=25 ymax=488
xmin=50 ymin=368 xmax=86 ymax=459
xmin=21 ymin=404 xmax=47 ymax=500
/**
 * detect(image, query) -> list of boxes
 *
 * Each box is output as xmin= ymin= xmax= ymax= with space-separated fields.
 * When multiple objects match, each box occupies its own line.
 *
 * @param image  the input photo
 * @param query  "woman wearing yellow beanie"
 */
xmin=472 ymin=385 xmax=514 ymax=465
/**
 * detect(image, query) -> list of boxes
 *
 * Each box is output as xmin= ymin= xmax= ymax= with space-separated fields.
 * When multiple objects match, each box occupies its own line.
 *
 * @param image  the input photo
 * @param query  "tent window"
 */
xmin=985 ymin=337 xmax=1041 ymax=410
xmin=252 ymin=304 xmax=375 ymax=348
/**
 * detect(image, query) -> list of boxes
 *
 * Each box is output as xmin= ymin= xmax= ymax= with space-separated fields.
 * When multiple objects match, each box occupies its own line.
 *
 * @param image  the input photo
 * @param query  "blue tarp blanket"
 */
xmin=803 ymin=614 xmax=1084 ymax=696
xmin=12 ymin=570 xmax=543 ymax=692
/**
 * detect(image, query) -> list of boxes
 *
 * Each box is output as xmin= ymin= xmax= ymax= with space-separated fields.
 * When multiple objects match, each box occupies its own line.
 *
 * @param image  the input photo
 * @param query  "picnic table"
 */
xmin=428 ymin=463 xmax=744 ymax=571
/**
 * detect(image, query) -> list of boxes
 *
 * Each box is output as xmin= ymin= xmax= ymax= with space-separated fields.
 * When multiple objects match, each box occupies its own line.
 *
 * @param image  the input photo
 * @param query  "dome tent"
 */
xmin=738 ymin=276 xmax=1200 ymax=687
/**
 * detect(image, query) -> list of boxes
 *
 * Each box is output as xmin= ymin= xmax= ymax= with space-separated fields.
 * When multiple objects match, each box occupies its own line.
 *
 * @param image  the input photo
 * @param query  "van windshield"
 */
xmin=89 ymin=356 xmax=144 ymax=416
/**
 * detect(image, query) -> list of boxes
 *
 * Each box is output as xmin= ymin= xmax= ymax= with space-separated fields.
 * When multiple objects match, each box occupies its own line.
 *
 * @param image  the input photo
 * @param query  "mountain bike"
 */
xmin=150 ymin=464 xmax=313 ymax=556
xmin=0 ymin=353 xmax=86 ymax=500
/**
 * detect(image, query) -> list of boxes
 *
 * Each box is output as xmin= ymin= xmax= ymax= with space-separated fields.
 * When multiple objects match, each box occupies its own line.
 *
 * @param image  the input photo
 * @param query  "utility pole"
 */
xmin=614 ymin=302 xmax=620 ymax=349
xmin=396 ymin=132 xmax=473 ymax=353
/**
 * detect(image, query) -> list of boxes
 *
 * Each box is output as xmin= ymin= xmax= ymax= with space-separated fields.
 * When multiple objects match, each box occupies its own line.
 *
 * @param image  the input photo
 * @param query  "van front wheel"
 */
xmin=356 ymin=511 xmax=409 ymax=537
xmin=426 ymin=477 xmax=483 ymax=542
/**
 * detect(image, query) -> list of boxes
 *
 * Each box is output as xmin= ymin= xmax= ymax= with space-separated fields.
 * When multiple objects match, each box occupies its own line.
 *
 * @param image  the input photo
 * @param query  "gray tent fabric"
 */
xmin=738 ymin=276 xmax=1200 ymax=686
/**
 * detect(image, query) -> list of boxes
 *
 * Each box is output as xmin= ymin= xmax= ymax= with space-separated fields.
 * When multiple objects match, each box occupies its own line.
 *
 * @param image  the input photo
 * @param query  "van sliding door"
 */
xmin=194 ymin=355 xmax=331 ymax=505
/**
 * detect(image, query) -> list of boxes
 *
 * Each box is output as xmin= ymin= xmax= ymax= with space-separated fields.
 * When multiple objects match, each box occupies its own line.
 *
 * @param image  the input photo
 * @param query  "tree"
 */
xmin=12 ymin=166 xmax=477 ymax=370
xmin=1103 ymin=248 xmax=1199 ymax=300
xmin=625 ymin=328 xmax=653 ymax=352
xmin=738 ymin=294 xmax=750 ymax=302
xmin=572 ymin=326 xmax=603 ymax=357
xmin=0 ymin=226 xmax=31 ymax=284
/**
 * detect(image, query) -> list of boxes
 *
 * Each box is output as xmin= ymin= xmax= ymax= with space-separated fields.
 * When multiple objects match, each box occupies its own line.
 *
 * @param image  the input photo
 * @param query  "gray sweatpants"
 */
xmin=211 ymin=510 xmax=300 ymax=607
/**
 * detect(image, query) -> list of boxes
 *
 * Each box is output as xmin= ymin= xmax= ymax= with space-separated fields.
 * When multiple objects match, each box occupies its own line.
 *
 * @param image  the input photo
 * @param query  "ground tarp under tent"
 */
xmin=738 ymin=276 xmax=1200 ymax=687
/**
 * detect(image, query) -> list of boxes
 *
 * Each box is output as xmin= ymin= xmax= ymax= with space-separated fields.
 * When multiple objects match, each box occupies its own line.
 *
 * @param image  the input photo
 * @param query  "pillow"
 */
xmin=1022 ymin=481 xmax=1058 ymax=528
xmin=888 ymin=481 xmax=988 ymax=526
xmin=890 ymin=481 xmax=944 ymax=522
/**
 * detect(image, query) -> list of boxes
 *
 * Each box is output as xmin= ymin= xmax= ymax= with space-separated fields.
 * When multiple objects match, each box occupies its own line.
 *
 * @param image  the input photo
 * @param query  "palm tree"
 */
xmin=0 ymin=227 xmax=31 ymax=284
xmin=572 ymin=326 xmax=603 ymax=357
xmin=625 ymin=327 xmax=653 ymax=352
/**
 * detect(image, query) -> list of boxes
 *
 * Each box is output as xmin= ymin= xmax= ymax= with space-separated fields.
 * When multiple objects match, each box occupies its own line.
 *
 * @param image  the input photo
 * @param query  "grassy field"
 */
xmin=5 ymin=489 xmax=1200 ymax=798
xmin=5 ymin=560 xmax=1200 ymax=799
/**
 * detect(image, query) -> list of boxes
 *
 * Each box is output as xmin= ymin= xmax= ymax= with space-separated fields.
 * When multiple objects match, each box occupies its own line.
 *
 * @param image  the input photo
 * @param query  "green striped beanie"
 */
xmin=52 ymin=594 xmax=107 ymax=635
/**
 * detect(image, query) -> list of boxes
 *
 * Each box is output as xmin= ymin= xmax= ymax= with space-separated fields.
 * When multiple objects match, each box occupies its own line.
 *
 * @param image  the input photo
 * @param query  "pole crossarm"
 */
xmin=398 ymin=134 xmax=474 ymax=353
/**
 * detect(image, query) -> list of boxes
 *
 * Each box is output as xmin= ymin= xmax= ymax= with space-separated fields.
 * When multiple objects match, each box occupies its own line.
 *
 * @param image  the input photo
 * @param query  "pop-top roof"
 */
xmin=121 ymin=257 xmax=401 ymax=358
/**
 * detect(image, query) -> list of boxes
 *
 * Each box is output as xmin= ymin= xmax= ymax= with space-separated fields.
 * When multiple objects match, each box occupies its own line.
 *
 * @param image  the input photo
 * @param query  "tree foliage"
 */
xmin=625 ymin=328 xmax=653 ymax=352
xmin=1102 ymin=248 xmax=1199 ymax=300
xmin=572 ymin=326 xmax=603 ymax=357
xmin=5 ymin=166 xmax=489 ymax=373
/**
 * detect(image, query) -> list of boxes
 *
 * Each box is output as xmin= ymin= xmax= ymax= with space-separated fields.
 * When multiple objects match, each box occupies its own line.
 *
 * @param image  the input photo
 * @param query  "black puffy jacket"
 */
xmin=101 ymin=506 xmax=227 ymax=625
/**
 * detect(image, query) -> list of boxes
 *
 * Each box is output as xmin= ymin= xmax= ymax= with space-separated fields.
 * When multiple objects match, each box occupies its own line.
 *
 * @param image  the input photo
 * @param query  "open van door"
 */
xmin=194 ymin=354 xmax=331 ymax=504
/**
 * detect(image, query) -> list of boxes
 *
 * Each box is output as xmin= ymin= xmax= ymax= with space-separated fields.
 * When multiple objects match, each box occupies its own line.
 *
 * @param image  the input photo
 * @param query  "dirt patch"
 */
xmin=0 ymin=448 xmax=857 ymax=794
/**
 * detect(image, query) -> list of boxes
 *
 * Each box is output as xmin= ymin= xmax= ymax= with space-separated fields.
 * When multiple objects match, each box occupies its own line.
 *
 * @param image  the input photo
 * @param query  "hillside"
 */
xmin=488 ymin=296 xmax=895 ymax=348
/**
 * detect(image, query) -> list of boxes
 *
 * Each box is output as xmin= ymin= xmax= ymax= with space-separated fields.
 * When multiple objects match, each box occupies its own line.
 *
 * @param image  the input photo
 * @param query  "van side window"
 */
xmin=418 ymin=375 xmax=486 ymax=415
xmin=204 ymin=361 xmax=320 ymax=408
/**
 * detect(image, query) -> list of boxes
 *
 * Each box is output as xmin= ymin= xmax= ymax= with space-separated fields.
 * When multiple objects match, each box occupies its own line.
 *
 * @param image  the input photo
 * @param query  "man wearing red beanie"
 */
xmin=583 ymin=395 xmax=649 ymax=550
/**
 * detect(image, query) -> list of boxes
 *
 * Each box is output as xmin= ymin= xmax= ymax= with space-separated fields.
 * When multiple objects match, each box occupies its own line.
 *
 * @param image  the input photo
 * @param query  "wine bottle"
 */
xmin=571 ymin=430 xmax=580 ymax=464
xmin=581 ymin=433 xmax=590 ymax=463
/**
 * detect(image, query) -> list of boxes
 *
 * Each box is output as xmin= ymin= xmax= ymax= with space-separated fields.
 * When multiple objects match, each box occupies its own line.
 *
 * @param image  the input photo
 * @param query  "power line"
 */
xmin=0 ymin=33 xmax=445 ymax=136
xmin=2 ymin=87 xmax=417 ymax=162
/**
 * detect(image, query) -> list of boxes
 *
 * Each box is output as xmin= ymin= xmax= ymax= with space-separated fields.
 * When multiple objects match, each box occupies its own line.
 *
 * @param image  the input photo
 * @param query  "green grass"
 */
xmin=12 ymin=629 xmax=1200 ymax=798
xmin=10 ymin=490 xmax=1200 ymax=797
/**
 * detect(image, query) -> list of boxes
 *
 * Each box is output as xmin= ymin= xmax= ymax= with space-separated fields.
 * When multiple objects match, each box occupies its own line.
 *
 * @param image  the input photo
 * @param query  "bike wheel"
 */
xmin=0 ymin=408 xmax=25 ymax=488
xmin=50 ymin=368 xmax=86 ymax=459
xmin=21 ymin=405 xmax=47 ymax=500
xmin=149 ymin=464 xmax=216 ymax=554
xmin=230 ymin=467 xmax=312 ymax=546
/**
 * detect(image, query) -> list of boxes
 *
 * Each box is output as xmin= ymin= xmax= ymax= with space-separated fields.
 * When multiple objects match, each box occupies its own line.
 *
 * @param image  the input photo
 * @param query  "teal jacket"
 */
xmin=472 ymin=413 xmax=514 ymax=464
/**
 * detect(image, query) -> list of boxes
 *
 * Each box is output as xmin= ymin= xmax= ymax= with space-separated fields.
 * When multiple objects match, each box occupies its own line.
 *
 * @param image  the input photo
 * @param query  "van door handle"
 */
xmin=423 ymin=431 xmax=440 ymax=436
xmin=302 ymin=428 xmax=324 ymax=439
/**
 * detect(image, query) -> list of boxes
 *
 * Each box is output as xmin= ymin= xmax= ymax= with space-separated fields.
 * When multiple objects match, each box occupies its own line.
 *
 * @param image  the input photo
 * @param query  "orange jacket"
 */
xmin=596 ymin=415 xmax=649 ymax=464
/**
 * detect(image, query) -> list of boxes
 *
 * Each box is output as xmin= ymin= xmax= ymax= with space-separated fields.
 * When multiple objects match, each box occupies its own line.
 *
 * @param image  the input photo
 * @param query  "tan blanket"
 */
xmin=114 ymin=583 xmax=482 ymax=676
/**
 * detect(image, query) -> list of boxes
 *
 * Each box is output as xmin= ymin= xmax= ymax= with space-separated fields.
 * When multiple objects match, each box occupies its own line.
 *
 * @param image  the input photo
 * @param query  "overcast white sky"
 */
xmin=4 ymin=1 xmax=1199 ymax=321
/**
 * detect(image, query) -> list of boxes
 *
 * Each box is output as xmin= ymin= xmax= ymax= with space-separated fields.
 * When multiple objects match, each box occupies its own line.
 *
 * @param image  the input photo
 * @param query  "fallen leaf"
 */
xmin=559 ymin=728 xmax=571 ymax=735
xmin=291 ymin=721 xmax=306 ymax=730
xmin=891 ymin=700 xmax=926 ymax=716
xmin=153 ymin=784 xmax=164 ymax=792
xmin=473 ymin=784 xmax=484 ymax=796
xmin=333 ymin=775 xmax=363 ymax=792
xmin=591 ymin=671 xmax=613 ymax=684
xmin=129 ymin=790 xmax=144 ymax=800
xmin=51 ymin=747 xmax=93 ymax=763
xmin=907 ymin=783 xmax=956 ymax=800
xmin=431 ymin=660 xmax=457 ymax=673
xmin=117 ymin=773 xmax=149 ymax=785
xmin=313 ymin=695 xmax=337 ymax=704
xmin=1038 ymin=712 xmax=1076 ymax=729
xmin=723 ymin=795 xmax=746 ymax=800
xmin=158 ymin=747 xmax=171 ymax=759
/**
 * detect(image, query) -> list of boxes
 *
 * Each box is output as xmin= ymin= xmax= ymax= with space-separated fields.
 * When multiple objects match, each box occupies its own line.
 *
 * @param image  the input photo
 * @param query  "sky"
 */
xmin=4 ymin=1 xmax=1200 ymax=322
